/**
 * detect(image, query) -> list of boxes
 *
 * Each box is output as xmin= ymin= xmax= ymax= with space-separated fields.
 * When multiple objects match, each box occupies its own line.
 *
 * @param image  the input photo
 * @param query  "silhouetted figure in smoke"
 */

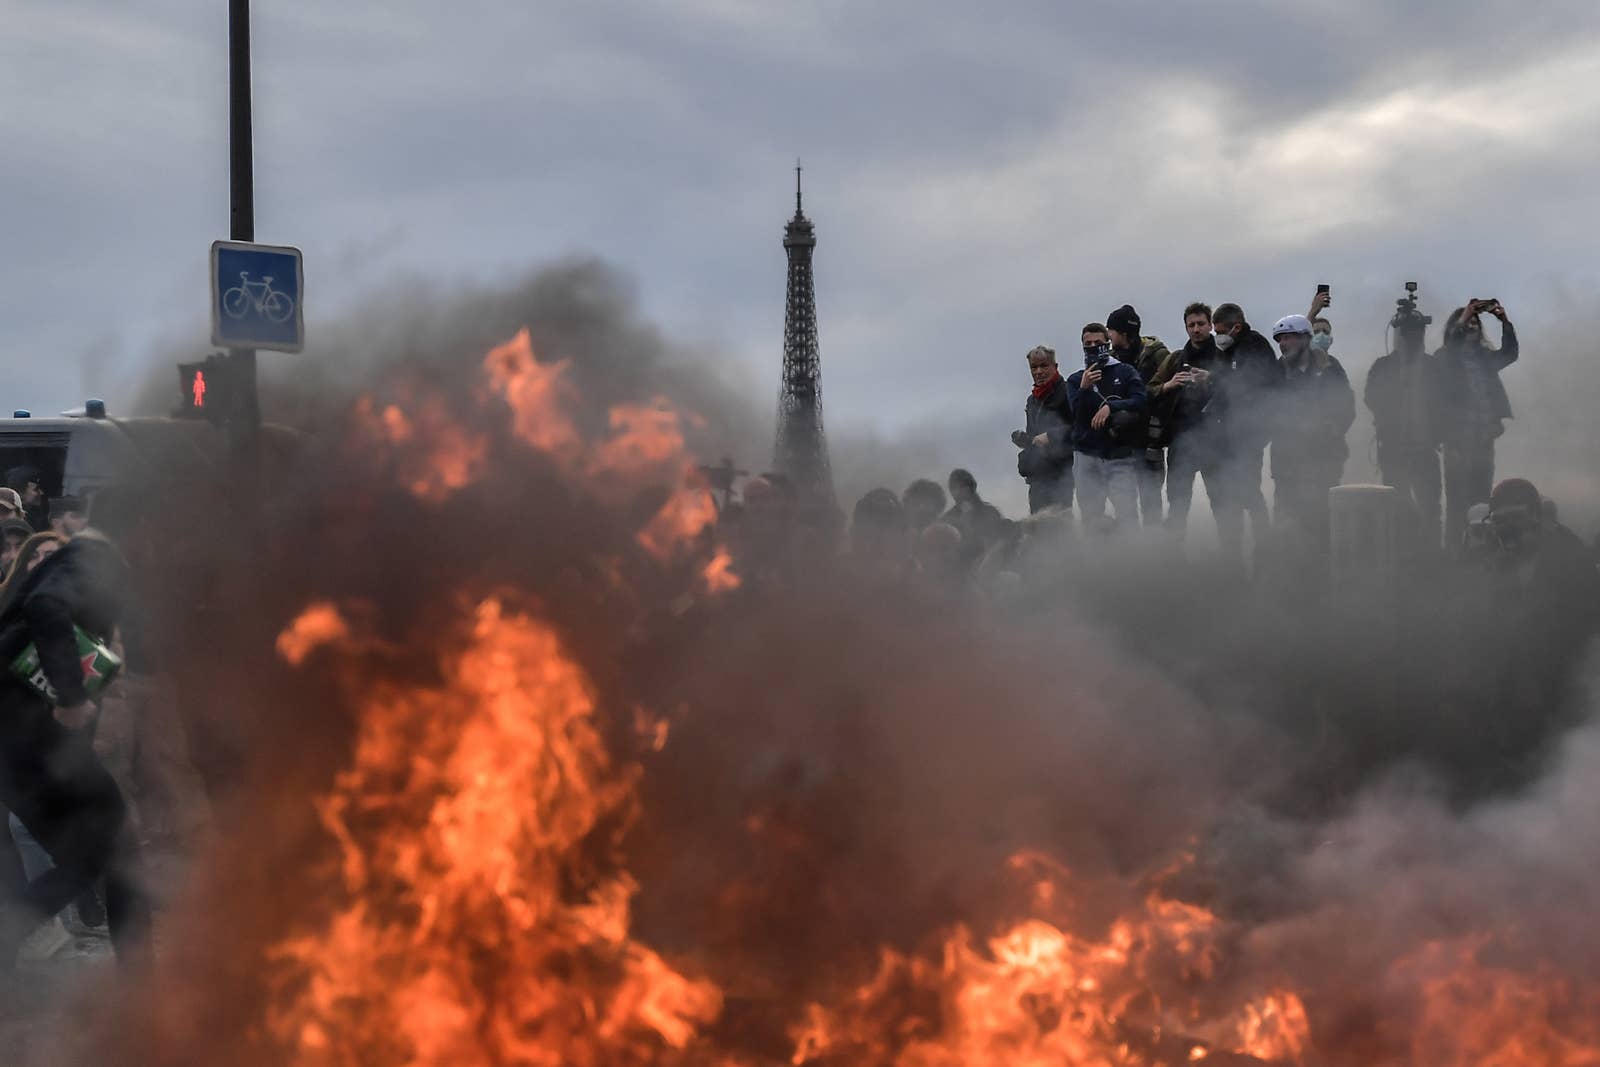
xmin=0 ymin=519 xmax=32 ymax=580
xmin=1437 ymin=299 xmax=1519 ymax=548
xmin=0 ymin=511 xmax=150 ymax=970
xmin=1149 ymin=302 xmax=1239 ymax=558
xmin=1366 ymin=305 xmax=1445 ymax=547
xmin=728 ymin=476 xmax=794 ymax=592
xmin=1269 ymin=314 xmax=1354 ymax=553
xmin=1453 ymin=478 xmax=1600 ymax=786
xmin=901 ymin=479 xmax=948 ymax=535
xmin=942 ymin=469 xmax=1005 ymax=567
xmin=1106 ymin=304 xmax=1172 ymax=527
xmin=843 ymin=488 xmax=912 ymax=586
xmin=913 ymin=521 xmax=967 ymax=593
xmin=1211 ymin=303 xmax=1280 ymax=554
xmin=4 ymin=467 xmax=47 ymax=534
xmin=1013 ymin=344 xmax=1074 ymax=514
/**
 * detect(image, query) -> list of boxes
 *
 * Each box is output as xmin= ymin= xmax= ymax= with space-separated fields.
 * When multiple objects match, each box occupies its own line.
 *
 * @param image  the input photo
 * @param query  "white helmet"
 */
xmin=1271 ymin=314 xmax=1313 ymax=338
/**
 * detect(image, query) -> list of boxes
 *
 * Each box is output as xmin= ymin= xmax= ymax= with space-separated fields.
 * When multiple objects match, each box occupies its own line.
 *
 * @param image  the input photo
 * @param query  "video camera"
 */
xmin=1391 ymin=280 xmax=1432 ymax=333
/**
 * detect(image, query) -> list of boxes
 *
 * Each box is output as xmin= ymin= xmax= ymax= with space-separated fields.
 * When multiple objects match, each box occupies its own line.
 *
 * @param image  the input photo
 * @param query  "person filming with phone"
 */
xmin=1436 ymin=297 xmax=1519 ymax=548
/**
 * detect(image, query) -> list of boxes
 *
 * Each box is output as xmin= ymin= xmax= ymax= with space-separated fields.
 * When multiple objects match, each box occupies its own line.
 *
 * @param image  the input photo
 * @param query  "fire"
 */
xmin=275 ymin=600 xmax=350 ymax=666
xmin=592 ymin=400 xmax=701 ymax=485
xmin=352 ymin=394 xmax=489 ymax=502
xmin=1402 ymin=938 xmax=1600 ymax=1066
xmin=701 ymin=546 xmax=741 ymax=594
xmin=789 ymin=864 xmax=1312 ymax=1067
xmin=638 ymin=481 xmax=720 ymax=561
xmin=482 ymin=327 xmax=583 ymax=457
xmin=267 ymin=599 xmax=722 ymax=1064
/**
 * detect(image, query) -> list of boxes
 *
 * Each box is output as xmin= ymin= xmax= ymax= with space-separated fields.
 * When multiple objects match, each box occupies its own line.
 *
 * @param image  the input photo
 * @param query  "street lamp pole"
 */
xmin=228 ymin=0 xmax=260 ymax=439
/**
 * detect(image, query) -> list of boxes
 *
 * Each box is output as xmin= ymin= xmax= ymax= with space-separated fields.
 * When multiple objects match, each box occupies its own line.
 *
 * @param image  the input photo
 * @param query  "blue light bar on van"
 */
xmin=11 ymin=411 xmax=29 ymax=418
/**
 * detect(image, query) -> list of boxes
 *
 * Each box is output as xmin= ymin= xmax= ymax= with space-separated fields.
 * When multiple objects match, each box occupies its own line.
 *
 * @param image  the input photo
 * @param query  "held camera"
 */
xmin=1391 ymin=280 xmax=1433 ymax=333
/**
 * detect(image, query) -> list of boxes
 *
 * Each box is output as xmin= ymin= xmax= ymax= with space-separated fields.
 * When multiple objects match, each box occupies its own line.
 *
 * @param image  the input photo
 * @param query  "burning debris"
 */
xmin=52 ymin=272 xmax=1600 ymax=1067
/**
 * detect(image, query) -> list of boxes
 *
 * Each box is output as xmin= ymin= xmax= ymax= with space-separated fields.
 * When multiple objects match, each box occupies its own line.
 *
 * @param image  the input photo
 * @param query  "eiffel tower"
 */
xmin=772 ymin=163 xmax=835 ymax=508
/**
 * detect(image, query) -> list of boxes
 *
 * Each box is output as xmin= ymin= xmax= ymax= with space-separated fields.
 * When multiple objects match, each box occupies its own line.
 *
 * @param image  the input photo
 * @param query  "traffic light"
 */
xmin=178 ymin=354 xmax=232 ymax=423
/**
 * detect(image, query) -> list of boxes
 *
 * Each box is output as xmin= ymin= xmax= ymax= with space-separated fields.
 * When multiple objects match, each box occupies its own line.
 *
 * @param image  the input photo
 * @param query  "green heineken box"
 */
xmin=10 ymin=627 xmax=123 ymax=703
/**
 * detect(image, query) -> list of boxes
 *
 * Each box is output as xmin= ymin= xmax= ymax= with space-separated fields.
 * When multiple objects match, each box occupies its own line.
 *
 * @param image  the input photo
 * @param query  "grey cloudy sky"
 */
xmin=6 ymin=1 xmax=1600 ymax=513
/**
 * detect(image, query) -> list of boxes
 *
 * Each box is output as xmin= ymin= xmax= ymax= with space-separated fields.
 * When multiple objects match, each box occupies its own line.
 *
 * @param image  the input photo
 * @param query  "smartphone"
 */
xmin=1317 ymin=283 xmax=1331 ymax=307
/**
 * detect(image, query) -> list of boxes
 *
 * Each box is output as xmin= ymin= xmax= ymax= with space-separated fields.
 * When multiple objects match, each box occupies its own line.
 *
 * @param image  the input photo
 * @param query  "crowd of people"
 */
xmin=714 ymin=286 xmax=1600 ymax=615
xmin=1010 ymin=289 xmax=1522 ymax=557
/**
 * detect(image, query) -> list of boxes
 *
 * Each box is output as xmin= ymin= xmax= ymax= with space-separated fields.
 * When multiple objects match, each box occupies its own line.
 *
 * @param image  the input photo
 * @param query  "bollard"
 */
xmin=1329 ymin=484 xmax=1399 ymax=609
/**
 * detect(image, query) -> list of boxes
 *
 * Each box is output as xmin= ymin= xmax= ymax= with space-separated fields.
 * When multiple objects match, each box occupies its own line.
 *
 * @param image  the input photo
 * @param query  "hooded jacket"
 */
xmin=0 ymin=535 xmax=129 ymax=708
xmin=1067 ymin=358 xmax=1148 ymax=458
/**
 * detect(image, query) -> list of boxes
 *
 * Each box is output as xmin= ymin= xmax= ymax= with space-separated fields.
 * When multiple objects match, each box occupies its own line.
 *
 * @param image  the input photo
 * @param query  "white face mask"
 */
xmin=1311 ymin=332 xmax=1333 ymax=352
xmin=1213 ymin=331 xmax=1236 ymax=352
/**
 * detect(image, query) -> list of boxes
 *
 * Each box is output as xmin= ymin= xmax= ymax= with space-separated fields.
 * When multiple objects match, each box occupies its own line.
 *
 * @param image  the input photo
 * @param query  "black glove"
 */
xmin=1011 ymin=429 xmax=1030 ymax=448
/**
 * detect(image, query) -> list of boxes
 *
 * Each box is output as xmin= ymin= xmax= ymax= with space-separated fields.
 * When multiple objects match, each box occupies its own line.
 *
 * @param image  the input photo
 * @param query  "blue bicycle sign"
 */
xmin=210 ymin=240 xmax=304 ymax=351
xmin=223 ymin=272 xmax=295 ymax=323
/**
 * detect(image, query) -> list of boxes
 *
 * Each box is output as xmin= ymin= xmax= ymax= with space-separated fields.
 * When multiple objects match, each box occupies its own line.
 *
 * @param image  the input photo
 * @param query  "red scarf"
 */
xmin=1031 ymin=370 xmax=1062 ymax=400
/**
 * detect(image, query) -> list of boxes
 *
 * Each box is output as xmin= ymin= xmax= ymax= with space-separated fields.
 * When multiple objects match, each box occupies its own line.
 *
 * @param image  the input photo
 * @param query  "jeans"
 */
xmin=1168 ymin=432 xmax=1242 ymax=558
xmin=1075 ymin=454 xmax=1139 ymax=526
xmin=1443 ymin=437 xmax=1495 ymax=550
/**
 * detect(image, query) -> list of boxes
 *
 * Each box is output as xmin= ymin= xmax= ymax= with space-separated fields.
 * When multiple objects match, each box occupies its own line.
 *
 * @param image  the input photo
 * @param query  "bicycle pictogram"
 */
xmin=222 ymin=272 xmax=295 ymax=323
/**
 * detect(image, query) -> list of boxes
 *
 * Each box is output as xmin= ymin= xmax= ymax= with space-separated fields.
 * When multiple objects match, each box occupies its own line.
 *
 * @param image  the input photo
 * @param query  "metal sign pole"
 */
xmin=228 ymin=0 xmax=260 ymax=443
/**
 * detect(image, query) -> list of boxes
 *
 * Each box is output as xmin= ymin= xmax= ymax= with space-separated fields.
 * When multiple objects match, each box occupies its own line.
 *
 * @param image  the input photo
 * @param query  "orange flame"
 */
xmin=790 ymin=865 xmax=1312 ymax=1067
xmin=700 ymin=547 xmax=741 ymax=595
xmin=275 ymin=601 xmax=350 ymax=666
xmin=267 ymin=600 xmax=721 ymax=1063
xmin=352 ymin=395 xmax=488 ymax=503
xmin=482 ymin=327 xmax=582 ymax=457
xmin=637 ymin=482 xmax=720 ymax=562
xmin=1403 ymin=938 xmax=1600 ymax=1066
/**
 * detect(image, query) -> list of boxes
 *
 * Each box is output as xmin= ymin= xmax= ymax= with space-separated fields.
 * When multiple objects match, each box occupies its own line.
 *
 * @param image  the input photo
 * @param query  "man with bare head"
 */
xmin=1012 ymin=343 xmax=1074 ymax=515
xmin=1148 ymin=302 xmax=1240 ymax=558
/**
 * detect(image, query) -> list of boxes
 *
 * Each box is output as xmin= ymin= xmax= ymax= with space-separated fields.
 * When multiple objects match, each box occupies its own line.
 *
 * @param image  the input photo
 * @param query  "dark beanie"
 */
xmin=1107 ymin=304 xmax=1141 ymax=337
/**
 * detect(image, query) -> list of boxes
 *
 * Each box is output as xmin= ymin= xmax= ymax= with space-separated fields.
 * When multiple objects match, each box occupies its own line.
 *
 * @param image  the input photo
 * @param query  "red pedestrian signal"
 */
xmin=178 ymin=357 xmax=228 ymax=422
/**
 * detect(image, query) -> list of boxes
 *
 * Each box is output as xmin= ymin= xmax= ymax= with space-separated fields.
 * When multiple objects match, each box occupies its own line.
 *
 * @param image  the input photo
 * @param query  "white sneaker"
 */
xmin=17 ymin=916 xmax=73 ymax=962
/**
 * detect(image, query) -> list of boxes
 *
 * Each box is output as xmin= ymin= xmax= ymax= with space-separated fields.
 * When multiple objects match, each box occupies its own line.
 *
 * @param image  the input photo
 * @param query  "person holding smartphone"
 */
xmin=1436 ymin=299 xmax=1519 ymax=548
xmin=1066 ymin=332 xmax=1148 ymax=527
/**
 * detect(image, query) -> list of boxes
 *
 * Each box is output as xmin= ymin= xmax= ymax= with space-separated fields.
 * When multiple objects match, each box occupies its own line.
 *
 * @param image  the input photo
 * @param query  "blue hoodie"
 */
xmin=1066 ymin=358 xmax=1148 ymax=458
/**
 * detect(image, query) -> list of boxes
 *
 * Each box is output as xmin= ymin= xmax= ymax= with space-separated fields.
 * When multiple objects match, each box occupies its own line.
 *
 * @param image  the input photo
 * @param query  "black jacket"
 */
xmin=1365 ymin=349 xmax=1447 ymax=450
xmin=0 ymin=536 xmax=129 ymax=708
xmin=1018 ymin=375 xmax=1073 ymax=483
xmin=1271 ymin=354 xmax=1355 ymax=479
xmin=1436 ymin=322 xmax=1518 ymax=442
xmin=1224 ymin=327 xmax=1283 ymax=444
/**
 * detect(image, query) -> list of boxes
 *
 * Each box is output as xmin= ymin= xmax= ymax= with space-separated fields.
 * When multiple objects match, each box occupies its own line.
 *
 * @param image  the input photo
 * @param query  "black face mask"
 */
xmin=1083 ymin=341 xmax=1112 ymax=366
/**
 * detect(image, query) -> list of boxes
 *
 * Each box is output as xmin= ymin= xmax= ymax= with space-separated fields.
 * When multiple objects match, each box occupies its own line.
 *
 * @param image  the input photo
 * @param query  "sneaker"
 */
xmin=17 ymin=917 xmax=73 ymax=962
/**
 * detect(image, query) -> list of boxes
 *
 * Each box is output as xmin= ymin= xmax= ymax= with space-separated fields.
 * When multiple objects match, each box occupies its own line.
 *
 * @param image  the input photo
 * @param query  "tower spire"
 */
xmin=773 ymin=166 xmax=833 ymax=509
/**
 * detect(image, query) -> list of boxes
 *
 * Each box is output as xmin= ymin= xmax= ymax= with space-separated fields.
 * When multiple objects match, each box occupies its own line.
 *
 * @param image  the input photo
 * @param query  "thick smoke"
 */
xmin=31 ymin=262 xmax=1599 ymax=1064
